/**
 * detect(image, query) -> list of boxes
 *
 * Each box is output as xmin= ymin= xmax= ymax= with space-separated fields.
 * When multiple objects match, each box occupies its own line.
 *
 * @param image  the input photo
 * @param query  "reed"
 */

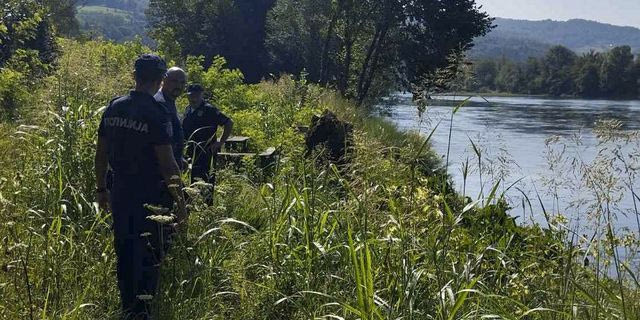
xmin=0 ymin=39 xmax=639 ymax=320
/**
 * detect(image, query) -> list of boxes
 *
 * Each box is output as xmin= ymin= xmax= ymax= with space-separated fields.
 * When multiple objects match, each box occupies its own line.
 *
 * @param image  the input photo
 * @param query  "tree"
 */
xmin=147 ymin=0 xmax=276 ymax=83
xmin=265 ymin=0 xmax=331 ymax=82
xmin=494 ymin=60 xmax=522 ymax=93
xmin=42 ymin=0 xmax=79 ymax=36
xmin=465 ymin=46 xmax=639 ymax=98
xmin=574 ymin=51 xmax=602 ymax=97
xmin=473 ymin=60 xmax=497 ymax=90
xmin=541 ymin=45 xmax=576 ymax=96
xmin=521 ymin=57 xmax=544 ymax=94
xmin=400 ymin=0 xmax=493 ymax=87
xmin=635 ymin=57 xmax=640 ymax=97
xmin=266 ymin=0 xmax=492 ymax=104
xmin=600 ymin=46 xmax=636 ymax=98
xmin=1 ymin=0 xmax=58 ymax=71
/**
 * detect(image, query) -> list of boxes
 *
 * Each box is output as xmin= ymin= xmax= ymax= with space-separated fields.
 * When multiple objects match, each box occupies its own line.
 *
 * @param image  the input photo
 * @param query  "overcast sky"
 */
xmin=476 ymin=0 xmax=640 ymax=28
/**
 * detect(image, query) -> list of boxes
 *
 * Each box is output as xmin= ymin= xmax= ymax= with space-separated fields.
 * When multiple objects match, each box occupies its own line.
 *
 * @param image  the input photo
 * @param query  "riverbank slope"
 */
xmin=0 ymin=39 xmax=637 ymax=319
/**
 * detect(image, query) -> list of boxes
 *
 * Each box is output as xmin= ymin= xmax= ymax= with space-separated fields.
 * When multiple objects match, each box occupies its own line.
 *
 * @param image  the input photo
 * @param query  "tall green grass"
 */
xmin=0 ymin=39 xmax=638 ymax=319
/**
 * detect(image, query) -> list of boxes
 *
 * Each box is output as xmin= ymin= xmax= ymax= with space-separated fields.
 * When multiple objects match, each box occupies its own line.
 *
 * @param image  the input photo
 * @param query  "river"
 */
xmin=382 ymin=93 xmax=640 ymax=235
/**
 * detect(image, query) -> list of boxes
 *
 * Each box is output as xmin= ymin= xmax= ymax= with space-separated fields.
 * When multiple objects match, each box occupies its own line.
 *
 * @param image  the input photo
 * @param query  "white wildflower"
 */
xmin=183 ymin=187 xmax=200 ymax=198
xmin=191 ymin=180 xmax=213 ymax=188
xmin=146 ymin=215 xmax=175 ymax=224
xmin=136 ymin=295 xmax=153 ymax=301
xmin=143 ymin=204 xmax=170 ymax=215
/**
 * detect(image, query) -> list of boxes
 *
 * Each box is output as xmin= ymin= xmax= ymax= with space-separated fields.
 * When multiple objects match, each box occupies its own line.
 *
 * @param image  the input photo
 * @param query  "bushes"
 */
xmin=1 ymin=39 xmax=638 ymax=319
xmin=0 ymin=69 xmax=28 ymax=121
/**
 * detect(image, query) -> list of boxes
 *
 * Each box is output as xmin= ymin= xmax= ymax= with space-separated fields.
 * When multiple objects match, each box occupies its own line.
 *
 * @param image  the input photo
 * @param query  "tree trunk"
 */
xmin=356 ymin=2 xmax=394 ymax=105
xmin=356 ymin=28 xmax=382 ymax=101
xmin=320 ymin=1 xmax=341 ymax=85
xmin=339 ymin=1 xmax=354 ymax=95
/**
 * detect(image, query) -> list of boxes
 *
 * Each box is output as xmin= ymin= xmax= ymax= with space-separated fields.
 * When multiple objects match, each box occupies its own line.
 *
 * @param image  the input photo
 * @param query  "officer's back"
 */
xmin=95 ymin=54 xmax=188 ymax=319
xmin=97 ymin=54 xmax=176 ymax=237
xmin=101 ymin=92 xmax=170 ymax=182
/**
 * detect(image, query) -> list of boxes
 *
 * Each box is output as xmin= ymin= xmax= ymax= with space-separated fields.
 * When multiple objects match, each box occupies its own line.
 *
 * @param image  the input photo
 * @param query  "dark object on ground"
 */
xmin=295 ymin=125 xmax=309 ymax=133
xmin=217 ymin=147 xmax=278 ymax=169
xmin=224 ymin=136 xmax=250 ymax=152
xmin=305 ymin=110 xmax=353 ymax=164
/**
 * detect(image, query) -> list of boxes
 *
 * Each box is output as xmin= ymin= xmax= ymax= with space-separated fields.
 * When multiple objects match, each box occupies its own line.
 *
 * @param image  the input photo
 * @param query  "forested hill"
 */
xmin=76 ymin=0 xmax=149 ymax=42
xmin=471 ymin=17 xmax=640 ymax=61
xmin=82 ymin=0 xmax=149 ymax=12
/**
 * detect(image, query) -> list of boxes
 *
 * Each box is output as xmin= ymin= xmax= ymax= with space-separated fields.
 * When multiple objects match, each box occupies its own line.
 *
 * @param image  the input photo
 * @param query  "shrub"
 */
xmin=0 ymin=68 xmax=28 ymax=121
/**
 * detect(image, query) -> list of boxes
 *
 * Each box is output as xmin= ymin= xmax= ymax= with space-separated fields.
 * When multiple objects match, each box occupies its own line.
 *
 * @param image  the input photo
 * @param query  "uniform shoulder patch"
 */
xmin=205 ymin=103 xmax=221 ymax=114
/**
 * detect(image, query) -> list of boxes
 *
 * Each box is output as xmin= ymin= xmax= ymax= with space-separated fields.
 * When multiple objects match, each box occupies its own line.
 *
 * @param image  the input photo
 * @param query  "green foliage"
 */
xmin=147 ymin=0 xmax=276 ymax=83
xmin=42 ymin=0 xmax=79 ymax=36
xmin=494 ymin=60 xmax=522 ymax=92
xmin=0 ymin=69 xmax=28 ymax=121
xmin=0 ymin=39 xmax=148 ymax=318
xmin=473 ymin=60 xmax=498 ymax=91
xmin=145 ymin=0 xmax=491 ymax=103
xmin=574 ymin=51 xmax=602 ymax=97
xmin=463 ymin=45 xmax=640 ymax=98
xmin=0 ymin=0 xmax=58 ymax=69
xmin=542 ymin=45 xmax=577 ymax=96
xmin=83 ymin=0 xmax=149 ymax=12
xmin=267 ymin=0 xmax=493 ymax=104
xmin=600 ymin=46 xmax=637 ymax=97
xmin=1 ymin=38 xmax=639 ymax=319
xmin=76 ymin=5 xmax=148 ymax=43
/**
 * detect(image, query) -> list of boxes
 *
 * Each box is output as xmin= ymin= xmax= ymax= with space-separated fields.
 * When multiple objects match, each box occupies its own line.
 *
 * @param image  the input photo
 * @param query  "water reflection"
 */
xmin=383 ymin=93 xmax=640 ymax=232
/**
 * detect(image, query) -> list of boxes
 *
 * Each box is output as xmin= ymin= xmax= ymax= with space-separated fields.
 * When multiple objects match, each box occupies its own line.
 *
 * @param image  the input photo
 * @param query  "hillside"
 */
xmin=2 ymin=38 xmax=637 ymax=319
xmin=471 ymin=17 xmax=640 ymax=61
xmin=76 ymin=0 xmax=148 ymax=42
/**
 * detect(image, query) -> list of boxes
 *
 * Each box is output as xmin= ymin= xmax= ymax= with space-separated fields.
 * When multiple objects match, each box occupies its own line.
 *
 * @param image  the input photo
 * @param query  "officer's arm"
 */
xmin=219 ymin=119 xmax=233 ymax=144
xmin=154 ymin=145 xmax=188 ymax=223
xmin=95 ymin=136 xmax=110 ymax=210
xmin=95 ymin=136 xmax=109 ymax=191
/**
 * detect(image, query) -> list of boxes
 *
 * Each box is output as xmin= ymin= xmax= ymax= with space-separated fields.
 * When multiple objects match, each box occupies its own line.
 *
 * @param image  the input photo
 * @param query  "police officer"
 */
xmin=94 ymin=54 xmax=187 ymax=319
xmin=154 ymin=67 xmax=187 ymax=169
xmin=183 ymin=84 xmax=233 ymax=186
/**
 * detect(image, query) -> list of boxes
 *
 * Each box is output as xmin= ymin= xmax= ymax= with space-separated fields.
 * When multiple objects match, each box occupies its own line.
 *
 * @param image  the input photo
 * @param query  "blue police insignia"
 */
xmin=104 ymin=117 xmax=149 ymax=133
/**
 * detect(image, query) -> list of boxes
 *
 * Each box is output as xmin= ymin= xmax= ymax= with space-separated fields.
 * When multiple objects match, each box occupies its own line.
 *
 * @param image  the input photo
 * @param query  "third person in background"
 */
xmin=183 ymin=84 xmax=233 ymax=192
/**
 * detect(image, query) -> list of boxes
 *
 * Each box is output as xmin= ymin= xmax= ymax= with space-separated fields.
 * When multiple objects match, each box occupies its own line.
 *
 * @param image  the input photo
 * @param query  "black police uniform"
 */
xmin=154 ymin=91 xmax=185 ymax=168
xmin=182 ymin=101 xmax=230 ymax=184
xmin=99 ymin=90 xmax=174 ymax=317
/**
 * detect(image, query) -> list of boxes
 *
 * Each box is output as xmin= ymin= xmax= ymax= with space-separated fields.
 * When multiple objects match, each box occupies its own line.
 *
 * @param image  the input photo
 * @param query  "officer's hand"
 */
xmin=210 ymin=141 xmax=224 ymax=153
xmin=97 ymin=191 xmax=111 ymax=212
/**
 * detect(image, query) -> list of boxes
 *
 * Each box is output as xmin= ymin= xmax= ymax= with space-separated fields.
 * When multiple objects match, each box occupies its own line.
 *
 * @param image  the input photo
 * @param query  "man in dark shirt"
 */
xmin=154 ymin=67 xmax=187 ymax=169
xmin=94 ymin=54 xmax=187 ymax=320
xmin=182 ymin=84 xmax=233 ymax=186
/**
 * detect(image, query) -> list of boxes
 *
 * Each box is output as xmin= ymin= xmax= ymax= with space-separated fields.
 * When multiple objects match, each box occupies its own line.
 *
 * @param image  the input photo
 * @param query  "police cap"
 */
xmin=134 ymin=54 xmax=167 ymax=77
xmin=186 ymin=83 xmax=205 ymax=95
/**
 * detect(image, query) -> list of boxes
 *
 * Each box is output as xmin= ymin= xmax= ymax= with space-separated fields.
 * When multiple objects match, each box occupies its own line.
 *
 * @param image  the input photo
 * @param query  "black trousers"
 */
xmin=110 ymin=177 xmax=173 ymax=319
xmin=190 ymin=150 xmax=216 ymax=186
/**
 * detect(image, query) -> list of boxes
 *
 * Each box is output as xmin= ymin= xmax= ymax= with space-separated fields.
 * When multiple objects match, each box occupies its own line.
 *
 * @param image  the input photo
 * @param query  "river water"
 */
xmin=382 ymin=93 xmax=640 ymax=234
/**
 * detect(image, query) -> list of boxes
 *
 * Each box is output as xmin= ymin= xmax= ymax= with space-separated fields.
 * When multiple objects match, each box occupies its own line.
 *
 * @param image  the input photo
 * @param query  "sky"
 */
xmin=476 ymin=0 xmax=640 ymax=28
